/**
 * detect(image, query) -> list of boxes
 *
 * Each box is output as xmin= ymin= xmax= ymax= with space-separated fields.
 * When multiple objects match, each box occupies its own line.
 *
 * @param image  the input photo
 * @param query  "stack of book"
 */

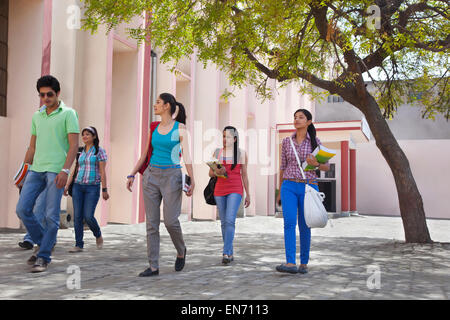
xmin=302 ymin=146 xmax=337 ymax=171
xmin=14 ymin=162 xmax=29 ymax=188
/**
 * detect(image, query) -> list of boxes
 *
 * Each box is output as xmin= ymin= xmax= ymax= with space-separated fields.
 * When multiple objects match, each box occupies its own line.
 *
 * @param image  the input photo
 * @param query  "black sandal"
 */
xmin=139 ymin=268 xmax=159 ymax=277
xmin=175 ymin=247 xmax=187 ymax=271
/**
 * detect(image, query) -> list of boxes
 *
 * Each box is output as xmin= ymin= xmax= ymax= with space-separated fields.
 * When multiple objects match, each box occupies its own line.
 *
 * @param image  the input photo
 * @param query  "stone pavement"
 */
xmin=0 ymin=215 xmax=449 ymax=300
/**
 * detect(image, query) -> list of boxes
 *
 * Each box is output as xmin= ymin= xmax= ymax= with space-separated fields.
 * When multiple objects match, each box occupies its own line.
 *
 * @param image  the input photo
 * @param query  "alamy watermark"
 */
xmin=66 ymin=265 xmax=81 ymax=290
xmin=367 ymin=5 xmax=381 ymax=30
xmin=67 ymin=4 xmax=81 ymax=30
xmin=366 ymin=265 xmax=381 ymax=290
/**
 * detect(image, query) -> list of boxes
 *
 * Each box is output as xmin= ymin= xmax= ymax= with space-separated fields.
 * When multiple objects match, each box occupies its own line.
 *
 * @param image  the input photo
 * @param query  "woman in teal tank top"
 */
xmin=150 ymin=121 xmax=181 ymax=166
xmin=127 ymin=93 xmax=195 ymax=277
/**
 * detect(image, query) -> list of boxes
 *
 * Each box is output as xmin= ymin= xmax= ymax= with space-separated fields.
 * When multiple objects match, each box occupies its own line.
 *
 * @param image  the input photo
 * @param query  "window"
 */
xmin=0 ymin=0 xmax=8 ymax=117
xmin=328 ymin=95 xmax=344 ymax=103
xmin=325 ymin=163 xmax=336 ymax=179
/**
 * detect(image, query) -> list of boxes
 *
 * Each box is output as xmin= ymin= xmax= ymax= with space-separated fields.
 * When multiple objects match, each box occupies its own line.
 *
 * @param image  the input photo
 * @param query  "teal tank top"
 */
xmin=150 ymin=121 xmax=181 ymax=166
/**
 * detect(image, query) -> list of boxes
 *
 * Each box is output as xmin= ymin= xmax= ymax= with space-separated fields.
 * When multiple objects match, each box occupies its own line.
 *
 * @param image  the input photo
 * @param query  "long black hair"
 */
xmin=294 ymin=109 xmax=317 ymax=151
xmin=223 ymin=126 xmax=240 ymax=171
xmin=82 ymin=126 xmax=100 ymax=155
xmin=159 ymin=92 xmax=187 ymax=124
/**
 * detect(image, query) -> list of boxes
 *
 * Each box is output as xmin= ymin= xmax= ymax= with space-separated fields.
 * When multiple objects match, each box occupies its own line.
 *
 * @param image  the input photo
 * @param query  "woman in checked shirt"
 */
xmin=275 ymin=109 xmax=329 ymax=275
xmin=65 ymin=126 xmax=109 ymax=252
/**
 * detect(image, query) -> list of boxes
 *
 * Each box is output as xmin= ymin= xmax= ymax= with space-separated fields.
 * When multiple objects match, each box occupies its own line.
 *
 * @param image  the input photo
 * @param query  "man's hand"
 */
xmin=55 ymin=172 xmax=68 ymax=189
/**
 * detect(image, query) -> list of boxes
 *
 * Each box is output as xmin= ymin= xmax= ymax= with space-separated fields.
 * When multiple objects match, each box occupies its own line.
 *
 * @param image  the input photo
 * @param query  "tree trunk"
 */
xmin=344 ymin=90 xmax=433 ymax=243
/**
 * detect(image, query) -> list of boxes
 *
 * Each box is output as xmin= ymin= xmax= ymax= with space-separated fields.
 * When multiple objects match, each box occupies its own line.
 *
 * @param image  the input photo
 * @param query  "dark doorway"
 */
xmin=318 ymin=180 xmax=336 ymax=212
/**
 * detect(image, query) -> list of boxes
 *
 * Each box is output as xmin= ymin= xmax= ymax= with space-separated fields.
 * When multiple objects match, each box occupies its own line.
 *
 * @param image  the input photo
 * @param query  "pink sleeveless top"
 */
xmin=214 ymin=149 xmax=243 ymax=197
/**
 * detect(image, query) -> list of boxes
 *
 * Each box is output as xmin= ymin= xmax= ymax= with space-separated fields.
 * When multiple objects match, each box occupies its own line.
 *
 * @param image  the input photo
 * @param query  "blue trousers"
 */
xmin=280 ymin=180 xmax=319 ymax=265
xmin=72 ymin=183 xmax=102 ymax=249
xmin=214 ymin=193 xmax=242 ymax=256
xmin=23 ymin=188 xmax=47 ymax=245
xmin=16 ymin=171 xmax=64 ymax=263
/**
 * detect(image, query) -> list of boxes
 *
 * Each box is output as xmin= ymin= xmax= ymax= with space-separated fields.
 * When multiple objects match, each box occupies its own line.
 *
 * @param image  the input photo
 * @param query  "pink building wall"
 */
xmin=356 ymin=140 xmax=450 ymax=219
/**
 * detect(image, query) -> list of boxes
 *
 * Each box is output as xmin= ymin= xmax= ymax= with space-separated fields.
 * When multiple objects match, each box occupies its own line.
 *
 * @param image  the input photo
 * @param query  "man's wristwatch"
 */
xmin=102 ymin=188 xmax=108 ymax=192
xmin=61 ymin=168 xmax=70 ymax=175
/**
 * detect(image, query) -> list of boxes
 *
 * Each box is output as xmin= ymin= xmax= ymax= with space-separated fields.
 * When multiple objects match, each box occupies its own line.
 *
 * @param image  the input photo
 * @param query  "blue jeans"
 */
xmin=280 ymin=180 xmax=319 ymax=265
xmin=23 ymin=188 xmax=48 ymax=245
xmin=72 ymin=183 xmax=102 ymax=249
xmin=16 ymin=171 xmax=64 ymax=263
xmin=214 ymin=193 xmax=242 ymax=256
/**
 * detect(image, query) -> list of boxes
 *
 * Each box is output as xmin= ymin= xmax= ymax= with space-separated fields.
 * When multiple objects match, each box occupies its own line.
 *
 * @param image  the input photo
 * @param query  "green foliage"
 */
xmin=81 ymin=0 xmax=449 ymax=119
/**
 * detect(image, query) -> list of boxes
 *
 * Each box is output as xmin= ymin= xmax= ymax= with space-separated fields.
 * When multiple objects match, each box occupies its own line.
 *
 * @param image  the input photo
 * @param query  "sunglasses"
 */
xmin=39 ymin=91 xmax=55 ymax=98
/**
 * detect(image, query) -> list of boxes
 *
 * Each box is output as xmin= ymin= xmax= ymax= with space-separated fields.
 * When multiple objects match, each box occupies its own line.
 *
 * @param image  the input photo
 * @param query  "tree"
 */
xmin=82 ymin=0 xmax=450 ymax=243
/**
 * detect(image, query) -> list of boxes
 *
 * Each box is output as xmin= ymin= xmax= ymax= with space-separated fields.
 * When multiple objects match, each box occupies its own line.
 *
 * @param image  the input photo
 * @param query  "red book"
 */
xmin=14 ymin=162 xmax=29 ymax=187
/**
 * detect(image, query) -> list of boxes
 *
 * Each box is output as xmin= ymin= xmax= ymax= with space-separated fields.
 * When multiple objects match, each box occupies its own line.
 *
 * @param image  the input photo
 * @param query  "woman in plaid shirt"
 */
xmin=275 ymin=109 xmax=330 ymax=274
xmin=65 ymin=126 xmax=109 ymax=252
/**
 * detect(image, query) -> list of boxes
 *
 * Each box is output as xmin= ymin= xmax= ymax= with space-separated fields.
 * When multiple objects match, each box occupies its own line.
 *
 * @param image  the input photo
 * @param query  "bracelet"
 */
xmin=102 ymin=188 xmax=108 ymax=192
xmin=127 ymin=175 xmax=135 ymax=179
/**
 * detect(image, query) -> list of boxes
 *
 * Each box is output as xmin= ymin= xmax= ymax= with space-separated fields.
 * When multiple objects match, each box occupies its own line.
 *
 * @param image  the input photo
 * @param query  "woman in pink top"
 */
xmin=209 ymin=126 xmax=250 ymax=265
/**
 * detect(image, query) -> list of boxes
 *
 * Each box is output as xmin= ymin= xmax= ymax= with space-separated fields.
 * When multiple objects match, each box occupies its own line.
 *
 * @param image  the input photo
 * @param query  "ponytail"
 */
xmin=159 ymin=92 xmax=187 ymax=125
xmin=174 ymin=102 xmax=187 ymax=125
xmin=307 ymin=123 xmax=318 ymax=151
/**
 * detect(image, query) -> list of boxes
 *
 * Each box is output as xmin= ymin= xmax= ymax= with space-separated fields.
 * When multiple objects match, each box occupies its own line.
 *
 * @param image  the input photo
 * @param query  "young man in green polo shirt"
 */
xmin=16 ymin=75 xmax=80 ymax=273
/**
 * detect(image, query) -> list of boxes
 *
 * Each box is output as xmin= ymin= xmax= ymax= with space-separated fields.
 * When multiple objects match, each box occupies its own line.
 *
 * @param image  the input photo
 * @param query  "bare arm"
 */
xmin=24 ymin=135 xmax=37 ymax=164
xmin=179 ymin=124 xmax=195 ymax=197
xmin=55 ymin=133 xmax=79 ymax=189
xmin=127 ymin=130 xmax=152 ymax=192
xmin=241 ymin=151 xmax=250 ymax=208
xmin=63 ymin=133 xmax=79 ymax=171
xmin=99 ymin=161 xmax=109 ymax=200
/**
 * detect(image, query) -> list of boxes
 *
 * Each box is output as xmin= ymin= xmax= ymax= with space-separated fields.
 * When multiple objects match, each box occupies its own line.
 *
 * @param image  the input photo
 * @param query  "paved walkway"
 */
xmin=0 ymin=215 xmax=449 ymax=300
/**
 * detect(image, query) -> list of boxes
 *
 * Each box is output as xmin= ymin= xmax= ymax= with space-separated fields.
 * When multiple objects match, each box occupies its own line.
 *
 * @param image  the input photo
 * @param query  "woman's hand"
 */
xmin=102 ymin=191 xmax=110 ymax=201
xmin=126 ymin=176 xmax=135 ymax=192
xmin=306 ymin=154 xmax=320 ymax=167
xmin=276 ymin=193 xmax=281 ymax=206
xmin=186 ymin=179 xmax=195 ymax=197
xmin=244 ymin=195 xmax=251 ymax=208
xmin=63 ymin=185 xmax=69 ymax=197
xmin=214 ymin=166 xmax=227 ymax=176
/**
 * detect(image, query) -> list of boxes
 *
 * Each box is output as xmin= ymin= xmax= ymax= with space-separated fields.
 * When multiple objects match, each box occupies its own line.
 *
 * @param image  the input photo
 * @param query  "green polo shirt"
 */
xmin=31 ymin=101 xmax=80 ymax=173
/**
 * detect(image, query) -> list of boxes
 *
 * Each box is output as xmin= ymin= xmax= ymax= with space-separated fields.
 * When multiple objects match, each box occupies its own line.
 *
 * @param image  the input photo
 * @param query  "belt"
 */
xmin=285 ymin=178 xmax=318 ymax=185
xmin=149 ymin=164 xmax=182 ymax=169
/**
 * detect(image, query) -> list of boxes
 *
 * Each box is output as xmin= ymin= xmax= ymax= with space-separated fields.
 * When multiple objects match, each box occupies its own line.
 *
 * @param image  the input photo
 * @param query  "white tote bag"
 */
xmin=289 ymin=137 xmax=328 ymax=228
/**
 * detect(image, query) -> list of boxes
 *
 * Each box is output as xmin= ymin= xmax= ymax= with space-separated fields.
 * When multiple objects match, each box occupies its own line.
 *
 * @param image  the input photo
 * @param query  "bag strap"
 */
xmin=288 ymin=137 xmax=306 ymax=180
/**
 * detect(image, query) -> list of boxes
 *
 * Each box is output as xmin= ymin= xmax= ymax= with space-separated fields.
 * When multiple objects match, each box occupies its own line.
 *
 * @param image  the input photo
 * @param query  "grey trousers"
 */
xmin=142 ymin=166 xmax=186 ymax=270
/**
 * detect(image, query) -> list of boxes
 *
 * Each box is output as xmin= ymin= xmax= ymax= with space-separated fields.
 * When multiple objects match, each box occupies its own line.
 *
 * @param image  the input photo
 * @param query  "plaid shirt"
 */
xmin=280 ymin=132 xmax=326 ymax=181
xmin=75 ymin=146 xmax=107 ymax=185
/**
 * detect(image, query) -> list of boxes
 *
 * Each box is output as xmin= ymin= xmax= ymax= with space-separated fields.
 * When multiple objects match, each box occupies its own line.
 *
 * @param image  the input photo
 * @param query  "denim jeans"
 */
xmin=214 ymin=193 xmax=242 ymax=256
xmin=280 ymin=180 xmax=319 ymax=265
xmin=23 ymin=188 xmax=48 ymax=245
xmin=72 ymin=183 xmax=102 ymax=249
xmin=16 ymin=171 xmax=64 ymax=263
